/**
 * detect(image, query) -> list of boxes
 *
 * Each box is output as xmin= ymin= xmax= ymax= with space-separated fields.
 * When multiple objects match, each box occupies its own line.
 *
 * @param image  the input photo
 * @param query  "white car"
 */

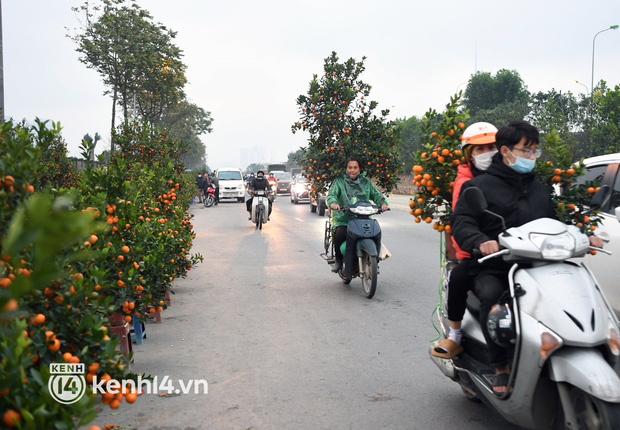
xmin=215 ymin=168 xmax=245 ymax=202
xmin=576 ymin=153 xmax=620 ymax=317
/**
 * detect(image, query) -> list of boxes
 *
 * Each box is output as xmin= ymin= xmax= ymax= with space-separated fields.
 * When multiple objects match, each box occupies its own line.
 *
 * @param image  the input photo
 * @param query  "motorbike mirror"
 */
xmin=590 ymin=184 xmax=611 ymax=210
xmin=462 ymin=186 xmax=508 ymax=233
xmin=462 ymin=187 xmax=487 ymax=216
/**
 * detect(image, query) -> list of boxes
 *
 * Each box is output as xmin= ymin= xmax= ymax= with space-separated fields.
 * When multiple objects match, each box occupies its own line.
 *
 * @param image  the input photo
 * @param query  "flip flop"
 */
xmin=431 ymin=339 xmax=463 ymax=359
xmin=493 ymin=373 xmax=512 ymax=396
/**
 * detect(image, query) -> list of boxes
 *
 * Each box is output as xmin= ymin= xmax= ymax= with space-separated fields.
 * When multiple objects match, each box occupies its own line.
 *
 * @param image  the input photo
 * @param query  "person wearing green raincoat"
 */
xmin=326 ymin=158 xmax=389 ymax=274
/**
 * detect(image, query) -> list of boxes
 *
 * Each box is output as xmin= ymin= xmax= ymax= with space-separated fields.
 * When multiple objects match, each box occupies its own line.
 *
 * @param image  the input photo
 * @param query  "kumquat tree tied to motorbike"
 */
xmin=409 ymin=94 xmax=604 ymax=235
xmin=292 ymin=51 xmax=401 ymax=196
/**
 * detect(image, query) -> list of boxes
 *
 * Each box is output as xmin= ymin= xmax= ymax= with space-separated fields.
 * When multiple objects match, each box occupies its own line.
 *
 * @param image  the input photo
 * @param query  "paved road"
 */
xmin=93 ymin=195 xmax=521 ymax=430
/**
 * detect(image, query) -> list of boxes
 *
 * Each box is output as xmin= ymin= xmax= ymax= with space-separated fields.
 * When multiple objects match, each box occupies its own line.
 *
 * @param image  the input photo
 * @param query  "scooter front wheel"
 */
xmin=204 ymin=195 xmax=215 ymax=207
xmin=557 ymin=384 xmax=620 ymax=429
xmin=258 ymin=206 xmax=264 ymax=230
xmin=361 ymin=252 xmax=378 ymax=298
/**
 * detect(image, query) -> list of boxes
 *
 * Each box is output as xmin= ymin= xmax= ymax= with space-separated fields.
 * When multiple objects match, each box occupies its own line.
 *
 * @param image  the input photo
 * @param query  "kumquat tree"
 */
xmin=409 ymin=94 xmax=605 ymax=237
xmin=292 ymin=51 xmax=401 ymax=197
xmin=0 ymin=118 xmax=202 ymax=429
xmin=409 ymin=94 xmax=469 ymax=232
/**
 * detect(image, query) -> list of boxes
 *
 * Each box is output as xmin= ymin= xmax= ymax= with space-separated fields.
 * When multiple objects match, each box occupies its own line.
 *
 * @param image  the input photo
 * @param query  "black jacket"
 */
xmin=250 ymin=177 xmax=270 ymax=191
xmin=451 ymin=153 xmax=556 ymax=256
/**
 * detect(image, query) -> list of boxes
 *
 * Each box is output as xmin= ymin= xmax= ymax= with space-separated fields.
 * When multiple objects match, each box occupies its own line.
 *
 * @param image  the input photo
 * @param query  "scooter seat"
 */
xmin=465 ymin=291 xmax=481 ymax=318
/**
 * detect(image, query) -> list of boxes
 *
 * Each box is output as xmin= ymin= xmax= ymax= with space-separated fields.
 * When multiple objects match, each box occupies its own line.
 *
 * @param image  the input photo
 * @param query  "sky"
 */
xmin=4 ymin=0 xmax=620 ymax=170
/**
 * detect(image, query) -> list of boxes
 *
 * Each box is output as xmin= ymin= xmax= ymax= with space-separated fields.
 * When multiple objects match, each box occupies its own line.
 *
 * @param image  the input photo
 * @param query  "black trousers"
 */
xmin=474 ymin=272 xmax=510 ymax=368
xmin=447 ymin=260 xmax=474 ymax=322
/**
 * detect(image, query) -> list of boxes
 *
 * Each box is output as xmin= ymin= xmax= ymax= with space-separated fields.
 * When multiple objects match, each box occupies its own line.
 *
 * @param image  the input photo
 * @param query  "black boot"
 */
xmin=331 ymin=259 xmax=343 ymax=273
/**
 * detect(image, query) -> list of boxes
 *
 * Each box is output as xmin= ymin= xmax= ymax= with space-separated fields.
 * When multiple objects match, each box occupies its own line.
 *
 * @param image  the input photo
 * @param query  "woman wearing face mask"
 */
xmin=432 ymin=122 xmax=497 ymax=360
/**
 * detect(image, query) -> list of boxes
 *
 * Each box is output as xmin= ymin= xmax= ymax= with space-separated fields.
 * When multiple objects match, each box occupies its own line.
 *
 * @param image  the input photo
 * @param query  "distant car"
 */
xmin=271 ymin=171 xmax=292 ymax=194
xmin=215 ymin=168 xmax=245 ymax=202
xmin=310 ymin=189 xmax=328 ymax=216
xmin=289 ymin=174 xmax=310 ymax=204
xmin=572 ymin=153 xmax=620 ymax=317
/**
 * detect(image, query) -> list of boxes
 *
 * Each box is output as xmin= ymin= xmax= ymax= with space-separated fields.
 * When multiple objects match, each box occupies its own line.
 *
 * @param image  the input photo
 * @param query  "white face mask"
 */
xmin=471 ymin=150 xmax=497 ymax=171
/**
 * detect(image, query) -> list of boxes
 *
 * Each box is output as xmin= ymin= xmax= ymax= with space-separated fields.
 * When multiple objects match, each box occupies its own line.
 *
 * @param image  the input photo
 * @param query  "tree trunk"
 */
xmin=111 ymin=88 xmax=117 ymax=152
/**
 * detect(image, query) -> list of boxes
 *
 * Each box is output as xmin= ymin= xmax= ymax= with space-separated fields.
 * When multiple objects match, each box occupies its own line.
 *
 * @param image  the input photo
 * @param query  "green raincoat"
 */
xmin=326 ymin=173 xmax=388 ymax=227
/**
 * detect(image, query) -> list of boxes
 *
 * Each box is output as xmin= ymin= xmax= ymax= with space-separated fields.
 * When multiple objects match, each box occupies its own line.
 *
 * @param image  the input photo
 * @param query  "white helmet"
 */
xmin=460 ymin=122 xmax=498 ymax=148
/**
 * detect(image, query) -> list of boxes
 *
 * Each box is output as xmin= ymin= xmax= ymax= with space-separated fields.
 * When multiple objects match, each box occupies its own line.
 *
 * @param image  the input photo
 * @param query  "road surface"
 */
xmin=92 ymin=194 xmax=521 ymax=430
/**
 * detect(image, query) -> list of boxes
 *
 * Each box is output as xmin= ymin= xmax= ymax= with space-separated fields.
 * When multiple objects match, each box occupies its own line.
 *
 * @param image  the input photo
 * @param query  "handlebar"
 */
xmin=476 ymin=249 xmax=510 ymax=264
xmin=590 ymin=246 xmax=612 ymax=255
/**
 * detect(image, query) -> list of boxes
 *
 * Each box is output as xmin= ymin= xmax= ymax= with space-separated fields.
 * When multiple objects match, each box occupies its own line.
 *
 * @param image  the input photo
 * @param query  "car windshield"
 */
xmin=273 ymin=172 xmax=291 ymax=181
xmin=218 ymin=171 xmax=242 ymax=180
xmin=294 ymin=174 xmax=308 ymax=182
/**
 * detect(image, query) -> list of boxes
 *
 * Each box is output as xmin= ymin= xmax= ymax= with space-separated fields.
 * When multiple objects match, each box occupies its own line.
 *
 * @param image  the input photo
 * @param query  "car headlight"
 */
xmin=237 ymin=184 xmax=244 ymax=190
xmin=529 ymin=232 xmax=575 ymax=260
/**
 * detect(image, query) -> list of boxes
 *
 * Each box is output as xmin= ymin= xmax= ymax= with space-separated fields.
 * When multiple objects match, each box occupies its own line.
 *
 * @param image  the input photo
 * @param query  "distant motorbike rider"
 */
xmin=210 ymin=172 xmax=220 ymax=204
xmin=246 ymin=170 xmax=272 ymax=220
xmin=200 ymin=173 xmax=211 ymax=201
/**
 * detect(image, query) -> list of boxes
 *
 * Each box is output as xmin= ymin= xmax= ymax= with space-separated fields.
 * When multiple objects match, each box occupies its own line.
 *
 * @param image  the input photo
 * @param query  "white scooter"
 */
xmin=250 ymin=189 xmax=270 ymax=230
xmin=430 ymin=186 xmax=620 ymax=429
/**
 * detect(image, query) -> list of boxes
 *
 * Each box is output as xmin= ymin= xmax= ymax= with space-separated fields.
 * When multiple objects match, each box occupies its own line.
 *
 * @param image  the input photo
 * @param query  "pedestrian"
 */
xmin=195 ymin=174 xmax=204 ymax=203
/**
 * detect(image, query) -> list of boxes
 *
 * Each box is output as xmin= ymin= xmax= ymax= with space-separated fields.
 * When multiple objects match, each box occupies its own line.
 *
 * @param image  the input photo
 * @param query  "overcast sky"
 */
xmin=4 ymin=0 xmax=620 ymax=170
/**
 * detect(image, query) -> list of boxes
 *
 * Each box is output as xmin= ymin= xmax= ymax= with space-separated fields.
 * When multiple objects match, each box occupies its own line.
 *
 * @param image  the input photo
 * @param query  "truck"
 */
xmin=267 ymin=164 xmax=286 ymax=173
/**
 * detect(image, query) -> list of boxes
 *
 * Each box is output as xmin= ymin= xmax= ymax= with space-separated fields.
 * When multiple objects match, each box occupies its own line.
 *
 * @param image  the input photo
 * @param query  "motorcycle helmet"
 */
xmin=487 ymin=303 xmax=516 ymax=348
xmin=461 ymin=122 xmax=498 ymax=148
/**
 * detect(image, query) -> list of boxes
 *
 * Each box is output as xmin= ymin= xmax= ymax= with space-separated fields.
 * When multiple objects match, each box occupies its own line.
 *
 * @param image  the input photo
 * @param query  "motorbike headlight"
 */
xmin=349 ymin=206 xmax=377 ymax=216
xmin=538 ymin=322 xmax=563 ymax=365
xmin=530 ymin=232 xmax=575 ymax=260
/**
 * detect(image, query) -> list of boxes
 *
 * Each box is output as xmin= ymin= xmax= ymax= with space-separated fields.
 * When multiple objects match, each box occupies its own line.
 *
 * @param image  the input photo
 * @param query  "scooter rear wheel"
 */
xmin=361 ymin=252 xmax=378 ymax=298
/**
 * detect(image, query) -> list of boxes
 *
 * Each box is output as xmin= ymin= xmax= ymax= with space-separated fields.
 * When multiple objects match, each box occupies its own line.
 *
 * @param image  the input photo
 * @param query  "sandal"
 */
xmin=492 ymin=372 xmax=511 ymax=396
xmin=431 ymin=339 xmax=463 ymax=359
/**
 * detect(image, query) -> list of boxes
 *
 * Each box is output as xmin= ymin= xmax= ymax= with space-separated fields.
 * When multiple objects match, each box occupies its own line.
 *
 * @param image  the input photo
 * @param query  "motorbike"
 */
xmin=321 ymin=201 xmax=390 ymax=299
xmin=430 ymin=186 xmax=620 ymax=429
xmin=250 ymin=189 xmax=270 ymax=230
xmin=268 ymin=180 xmax=278 ymax=202
xmin=203 ymin=183 xmax=217 ymax=208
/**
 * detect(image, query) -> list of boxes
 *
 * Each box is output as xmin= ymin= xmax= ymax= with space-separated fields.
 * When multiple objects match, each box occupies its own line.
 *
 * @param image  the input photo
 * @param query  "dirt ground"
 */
xmin=392 ymin=174 xmax=415 ymax=195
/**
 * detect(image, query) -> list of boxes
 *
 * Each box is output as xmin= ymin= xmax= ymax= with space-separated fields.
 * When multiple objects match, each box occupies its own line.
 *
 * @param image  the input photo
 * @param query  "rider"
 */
xmin=432 ymin=122 xmax=498 ymax=360
xmin=327 ymin=157 xmax=389 ymax=275
xmin=210 ymin=172 xmax=220 ymax=205
xmin=246 ymin=170 xmax=272 ymax=220
xmin=200 ymin=173 xmax=211 ymax=203
xmin=267 ymin=172 xmax=278 ymax=193
xmin=451 ymin=120 xmax=603 ymax=395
